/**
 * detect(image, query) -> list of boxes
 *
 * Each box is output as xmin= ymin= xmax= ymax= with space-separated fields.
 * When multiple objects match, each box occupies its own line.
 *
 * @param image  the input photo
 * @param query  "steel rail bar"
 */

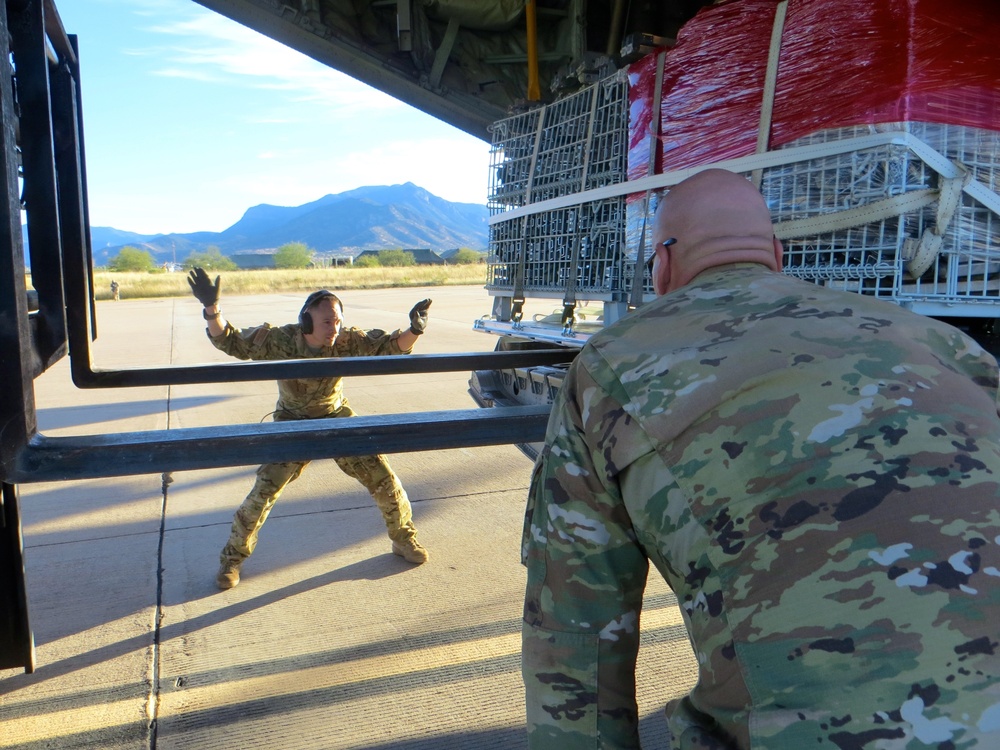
xmin=12 ymin=0 xmax=70 ymax=371
xmin=70 ymin=348 xmax=577 ymax=388
xmin=41 ymin=0 xmax=75 ymax=64
xmin=0 ymin=1 xmax=37 ymax=473
xmin=9 ymin=405 xmax=553 ymax=483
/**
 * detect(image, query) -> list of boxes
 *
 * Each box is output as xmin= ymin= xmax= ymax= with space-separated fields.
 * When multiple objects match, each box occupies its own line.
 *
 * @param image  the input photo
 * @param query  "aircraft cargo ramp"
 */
xmin=0 ymin=287 xmax=697 ymax=749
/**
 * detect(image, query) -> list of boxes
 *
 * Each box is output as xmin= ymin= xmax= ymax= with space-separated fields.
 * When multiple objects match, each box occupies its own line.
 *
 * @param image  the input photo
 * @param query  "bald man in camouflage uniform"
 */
xmin=522 ymin=169 xmax=1000 ymax=748
xmin=188 ymin=269 xmax=432 ymax=589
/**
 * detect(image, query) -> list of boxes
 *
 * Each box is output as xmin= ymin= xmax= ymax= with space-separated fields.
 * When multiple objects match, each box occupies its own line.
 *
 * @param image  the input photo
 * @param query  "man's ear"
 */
xmin=652 ymin=246 xmax=671 ymax=296
xmin=773 ymin=235 xmax=784 ymax=273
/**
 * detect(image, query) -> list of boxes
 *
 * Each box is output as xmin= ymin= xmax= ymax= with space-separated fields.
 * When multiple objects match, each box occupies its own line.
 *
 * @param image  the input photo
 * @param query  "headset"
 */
xmin=299 ymin=290 xmax=342 ymax=334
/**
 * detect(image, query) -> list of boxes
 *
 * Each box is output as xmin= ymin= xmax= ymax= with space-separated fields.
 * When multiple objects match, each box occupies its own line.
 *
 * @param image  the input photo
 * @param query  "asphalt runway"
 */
xmin=0 ymin=285 xmax=696 ymax=749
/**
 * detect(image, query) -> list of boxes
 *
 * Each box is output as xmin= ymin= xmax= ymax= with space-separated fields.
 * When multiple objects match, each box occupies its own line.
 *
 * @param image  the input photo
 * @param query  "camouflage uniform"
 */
xmin=522 ymin=264 xmax=1000 ymax=749
xmin=210 ymin=320 xmax=420 ymax=564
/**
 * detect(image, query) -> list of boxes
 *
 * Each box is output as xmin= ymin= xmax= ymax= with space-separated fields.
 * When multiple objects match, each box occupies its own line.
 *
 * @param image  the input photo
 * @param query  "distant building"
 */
xmin=354 ymin=248 xmax=445 ymax=265
xmin=313 ymin=253 xmax=355 ymax=268
xmin=231 ymin=249 xmax=277 ymax=269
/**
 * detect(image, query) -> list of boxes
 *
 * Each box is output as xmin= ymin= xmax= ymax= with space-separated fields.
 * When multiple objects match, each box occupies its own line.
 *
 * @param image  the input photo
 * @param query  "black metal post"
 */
xmin=0 ymin=483 xmax=35 ymax=673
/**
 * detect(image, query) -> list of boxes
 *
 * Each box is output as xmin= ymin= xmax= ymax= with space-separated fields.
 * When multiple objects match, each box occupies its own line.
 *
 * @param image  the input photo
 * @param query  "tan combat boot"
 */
xmin=392 ymin=538 xmax=429 ymax=564
xmin=216 ymin=559 xmax=243 ymax=589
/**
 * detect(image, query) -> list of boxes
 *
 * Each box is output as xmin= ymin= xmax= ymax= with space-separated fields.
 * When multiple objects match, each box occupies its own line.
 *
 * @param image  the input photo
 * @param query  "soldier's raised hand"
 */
xmin=187 ymin=267 xmax=221 ymax=307
xmin=409 ymin=298 xmax=432 ymax=335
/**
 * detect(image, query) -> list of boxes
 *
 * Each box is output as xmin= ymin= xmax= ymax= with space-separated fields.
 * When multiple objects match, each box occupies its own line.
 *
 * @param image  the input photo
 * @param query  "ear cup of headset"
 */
xmin=299 ymin=307 xmax=314 ymax=334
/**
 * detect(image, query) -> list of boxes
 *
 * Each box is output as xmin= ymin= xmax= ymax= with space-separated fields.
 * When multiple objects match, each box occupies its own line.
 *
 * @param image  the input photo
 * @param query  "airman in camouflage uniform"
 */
xmin=187 ymin=270 xmax=432 ymax=589
xmin=522 ymin=170 xmax=1000 ymax=748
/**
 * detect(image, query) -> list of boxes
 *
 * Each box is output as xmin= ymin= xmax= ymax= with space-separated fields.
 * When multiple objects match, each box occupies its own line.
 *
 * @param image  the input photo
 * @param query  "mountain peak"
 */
xmin=89 ymin=183 xmax=488 ymax=265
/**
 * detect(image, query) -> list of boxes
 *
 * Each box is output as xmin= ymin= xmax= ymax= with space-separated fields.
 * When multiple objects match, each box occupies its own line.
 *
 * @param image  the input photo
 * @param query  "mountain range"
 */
xmin=87 ymin=183 xmax=490 ymax=266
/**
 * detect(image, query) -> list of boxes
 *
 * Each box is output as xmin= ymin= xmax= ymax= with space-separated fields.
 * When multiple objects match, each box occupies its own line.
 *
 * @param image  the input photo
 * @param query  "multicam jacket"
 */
xmin=209 ymin=322 xmax=411 ymax=419
xmin=522 ymin=264 xmax=1000 ymax=749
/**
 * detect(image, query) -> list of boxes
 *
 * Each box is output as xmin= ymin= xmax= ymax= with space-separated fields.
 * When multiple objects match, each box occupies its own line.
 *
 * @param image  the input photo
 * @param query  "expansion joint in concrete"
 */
xmin=146 ymin=469 xmax=173 ymax=748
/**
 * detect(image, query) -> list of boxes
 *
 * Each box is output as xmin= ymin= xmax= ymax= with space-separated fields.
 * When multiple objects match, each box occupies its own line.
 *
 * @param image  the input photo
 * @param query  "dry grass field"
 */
xmin=88 ymin=264 xmax=487 ymax=300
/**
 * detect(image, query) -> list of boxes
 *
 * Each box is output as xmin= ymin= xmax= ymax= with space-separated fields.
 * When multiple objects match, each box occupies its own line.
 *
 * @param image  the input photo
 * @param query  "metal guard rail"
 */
xmin=7 ymin=405 xmax=553 ymax=483
xmin=71 ymin=348 xmax=578 ymax=387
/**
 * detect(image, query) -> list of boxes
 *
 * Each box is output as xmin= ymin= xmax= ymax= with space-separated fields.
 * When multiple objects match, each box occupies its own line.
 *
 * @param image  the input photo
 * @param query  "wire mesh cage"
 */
xmin=486 ymin=72 xmax=1000 ymax=317
xmin=767 ymin=122 xmax=1000 ymax=312
xmin=486 ymin=199 xmax=631 ymax=295
xmin=488 ymin=71 xmax=629 ymax=214
xmin=764 ymin=125 xmax=918 ymax=298
xmin=486 ymin=72 xmax=633 ymax=297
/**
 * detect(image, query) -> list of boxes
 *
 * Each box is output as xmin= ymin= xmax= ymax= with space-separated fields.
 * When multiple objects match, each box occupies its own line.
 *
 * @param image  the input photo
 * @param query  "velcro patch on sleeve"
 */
xmin=252 ymin=325 xmax=272 ymax=346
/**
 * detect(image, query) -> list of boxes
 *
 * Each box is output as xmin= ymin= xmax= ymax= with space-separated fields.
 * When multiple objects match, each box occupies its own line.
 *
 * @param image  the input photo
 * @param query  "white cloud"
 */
xmin=144 ymin=8 xmax=402 ymax=116
xmin=153 ymin=66 xmax=224 ymax=83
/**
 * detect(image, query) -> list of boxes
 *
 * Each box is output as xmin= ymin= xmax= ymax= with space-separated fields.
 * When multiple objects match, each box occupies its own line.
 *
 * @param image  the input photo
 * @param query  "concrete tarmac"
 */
xmin=0 ymin=285 xmax=697 ymax=749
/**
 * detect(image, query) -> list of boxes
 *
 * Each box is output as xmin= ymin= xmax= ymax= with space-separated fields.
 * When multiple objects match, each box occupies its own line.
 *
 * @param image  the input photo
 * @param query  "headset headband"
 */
xmin=302 ymin=290 xmax=341 ymax=311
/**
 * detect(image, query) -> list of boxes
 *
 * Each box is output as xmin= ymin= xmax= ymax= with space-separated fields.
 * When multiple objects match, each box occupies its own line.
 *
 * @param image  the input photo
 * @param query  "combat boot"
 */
xmin=392 ymin=538 xmax=429 ymax=564
xmin=216 ymin=559 xmax=243 ymax=589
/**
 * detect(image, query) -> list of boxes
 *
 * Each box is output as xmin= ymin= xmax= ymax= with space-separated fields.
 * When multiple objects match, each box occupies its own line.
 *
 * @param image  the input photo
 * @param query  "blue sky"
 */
xmin=57 ymin=0 xmax=492 ymax=235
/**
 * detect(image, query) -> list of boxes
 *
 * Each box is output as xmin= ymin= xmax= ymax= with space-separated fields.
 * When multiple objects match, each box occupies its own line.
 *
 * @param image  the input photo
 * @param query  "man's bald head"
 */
xmin=650 ymin=169 xmax=782 ymax=295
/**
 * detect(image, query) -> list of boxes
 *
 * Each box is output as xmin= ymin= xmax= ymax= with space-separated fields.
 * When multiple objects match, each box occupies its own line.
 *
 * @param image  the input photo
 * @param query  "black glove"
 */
xmin=409 ymin=298 xmax=432 ymax=335
xmin=187 ymin=267 xmax=221 ymax=307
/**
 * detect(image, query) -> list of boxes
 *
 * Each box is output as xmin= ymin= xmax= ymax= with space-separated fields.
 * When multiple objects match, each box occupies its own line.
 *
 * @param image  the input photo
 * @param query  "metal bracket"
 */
xmin=511 ymin=297 xmax=525 ymax=330
xmin=560 ymin=302 xmax=577 ymax=336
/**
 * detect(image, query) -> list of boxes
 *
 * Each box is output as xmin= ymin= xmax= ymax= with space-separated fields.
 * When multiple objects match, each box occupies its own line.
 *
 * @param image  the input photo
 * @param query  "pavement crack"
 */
xmin=147 ymin=470 xmax=171 ymax=750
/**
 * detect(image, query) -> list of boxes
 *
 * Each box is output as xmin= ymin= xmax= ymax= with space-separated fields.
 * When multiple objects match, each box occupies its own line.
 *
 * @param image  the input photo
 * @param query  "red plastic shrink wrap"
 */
xmin=628 ymin=0 xmax=1000 ymax=180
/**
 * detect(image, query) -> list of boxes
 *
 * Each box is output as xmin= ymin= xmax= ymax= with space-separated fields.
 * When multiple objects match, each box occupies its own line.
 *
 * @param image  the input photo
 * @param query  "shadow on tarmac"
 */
xmin=0 ymin=555 xmax=411 ymax=697
xmin=36 ymin=395 xmax=235 ymax=430
xmin=1 ymin=702 xmax=672 ymax=750
xmin=1 ymin=590 xmax=690 ymax=715
xmin=16 ymin=458 xmax=519 ymax=646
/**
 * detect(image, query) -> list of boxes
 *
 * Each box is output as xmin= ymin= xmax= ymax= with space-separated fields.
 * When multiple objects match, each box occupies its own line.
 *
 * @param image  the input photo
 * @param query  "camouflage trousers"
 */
xmin=221 ymin=453 xmax=417 ymax=564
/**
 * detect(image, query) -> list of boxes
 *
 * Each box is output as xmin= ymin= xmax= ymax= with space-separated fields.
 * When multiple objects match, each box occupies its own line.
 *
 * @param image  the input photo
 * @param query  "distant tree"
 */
xmin=109 ymin=245 xmax=155 ymax=273
xmin=274 ymin=242 xmax=314 ymax=269
xmin=354 ymin=254 xmax=380 ymax=268
xmin=450 ymin=248 xmax=485 ymax=264
xmin=183 ymin=246 xmax=236 ymax=271
xmin=377 ymin=249 xmax=416 ymax=267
